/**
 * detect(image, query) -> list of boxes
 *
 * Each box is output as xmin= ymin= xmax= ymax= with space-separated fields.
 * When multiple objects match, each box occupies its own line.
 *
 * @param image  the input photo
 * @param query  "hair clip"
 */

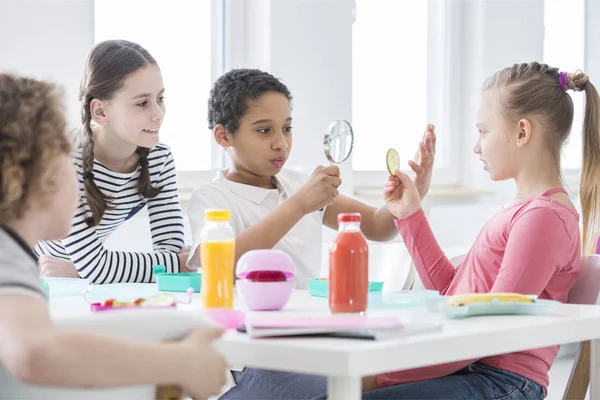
xmin=139 ymin=156 xmax=149 ymax=167
xmin=82 ymin=171 xmax=95 ymax=180
xmin=558 ymin=71 xmax=569 ymax=92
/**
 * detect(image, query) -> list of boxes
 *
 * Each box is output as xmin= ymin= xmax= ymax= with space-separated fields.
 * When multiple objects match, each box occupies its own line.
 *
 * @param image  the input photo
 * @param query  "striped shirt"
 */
xmin=35 ymin=143 xmax=184 ymax=284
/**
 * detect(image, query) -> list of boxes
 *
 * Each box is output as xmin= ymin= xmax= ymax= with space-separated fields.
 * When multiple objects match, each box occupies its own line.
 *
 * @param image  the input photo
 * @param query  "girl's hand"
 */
xmin=384 ymin=171 xmax=422 ymax=220
xmin=39 ymin=255 xmax=80 ymax=278
xmin=410 ymin=124 xmax=436 ymax=199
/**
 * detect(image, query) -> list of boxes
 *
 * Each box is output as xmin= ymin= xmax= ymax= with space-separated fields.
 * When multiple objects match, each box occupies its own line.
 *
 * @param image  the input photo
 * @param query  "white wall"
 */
xmin=0 ymin=0 xmax=94 ymax=129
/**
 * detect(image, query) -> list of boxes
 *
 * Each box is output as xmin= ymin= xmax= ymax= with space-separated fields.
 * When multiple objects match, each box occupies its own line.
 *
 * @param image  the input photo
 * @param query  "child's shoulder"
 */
xmin=189 ymin=171 xmax=233 ymax=204
xmin=147 ymin=142 xmax=173 ymax=162
xmin=510 ymin=197 xmax=579 ymax=234
xmin=149 ymin=142 xmax=171 ymax=154
xmin=0 ymin=229 xmax=46 ymax=300
xmin=518 ymin=197 xmax=579 ymax=218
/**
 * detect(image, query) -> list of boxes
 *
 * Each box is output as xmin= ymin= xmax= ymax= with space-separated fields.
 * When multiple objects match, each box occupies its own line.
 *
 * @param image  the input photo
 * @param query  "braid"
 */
xmin=135 ymin=146 xmax=162 ymax=198
xmin=566 ymin=71 xmax=589 ymax=92
xmin=81 ymin=96 xmax=113 ymax=227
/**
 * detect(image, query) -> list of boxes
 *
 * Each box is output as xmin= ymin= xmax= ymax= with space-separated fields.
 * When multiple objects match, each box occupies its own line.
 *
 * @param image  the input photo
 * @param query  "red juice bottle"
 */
xmin=329 ymin=213 xmax=369 ymax=313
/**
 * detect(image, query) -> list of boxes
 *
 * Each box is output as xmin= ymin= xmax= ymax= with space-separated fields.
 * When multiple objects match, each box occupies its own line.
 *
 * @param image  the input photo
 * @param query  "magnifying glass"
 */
xmin=324 ymin=120 xmax=354 ymax=165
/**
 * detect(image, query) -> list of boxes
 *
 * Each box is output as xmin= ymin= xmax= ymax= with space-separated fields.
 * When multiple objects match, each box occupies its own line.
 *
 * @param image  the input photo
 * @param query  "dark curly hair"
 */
xmin=208 ymin=69 xmax=293 ymax=133
xmin=0 ymin=74 xmax=71 ymax=224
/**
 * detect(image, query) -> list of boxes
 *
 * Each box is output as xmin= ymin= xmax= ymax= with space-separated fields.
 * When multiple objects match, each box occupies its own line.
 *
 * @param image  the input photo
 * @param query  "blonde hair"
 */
xmin=0 ymin=74 xmax=71 ymax=224
xmin=484 ymin=62 xmax=600 ymax=253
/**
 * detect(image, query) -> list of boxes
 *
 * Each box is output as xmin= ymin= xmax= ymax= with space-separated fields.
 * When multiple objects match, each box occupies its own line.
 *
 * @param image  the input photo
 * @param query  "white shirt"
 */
xmin=186 ymin=168 xmax=324 ymax=289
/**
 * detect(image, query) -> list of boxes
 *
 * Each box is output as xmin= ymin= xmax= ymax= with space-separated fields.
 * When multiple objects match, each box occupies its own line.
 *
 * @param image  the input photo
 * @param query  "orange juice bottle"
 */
xmin=200 ymin=209 xmax=235 ymax=308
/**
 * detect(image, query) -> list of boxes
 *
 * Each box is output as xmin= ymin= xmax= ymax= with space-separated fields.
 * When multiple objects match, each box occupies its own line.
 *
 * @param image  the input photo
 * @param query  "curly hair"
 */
xmin=0 ymin=74 xmax=71 ymax=224
xmin=485 ymin=61 xmax=600 ymax=254
xmin=79 ymin=40 xmax=163 ymax=227
xmin=208 ymin=69 xmax=293 ymax=133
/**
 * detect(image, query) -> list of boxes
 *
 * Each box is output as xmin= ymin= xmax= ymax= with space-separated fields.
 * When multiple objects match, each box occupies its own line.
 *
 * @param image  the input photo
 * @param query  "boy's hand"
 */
xmin=178 ymin=246 xmax=193 ymax=272
xmin=292 ymin=165 xmax=342 ymax=214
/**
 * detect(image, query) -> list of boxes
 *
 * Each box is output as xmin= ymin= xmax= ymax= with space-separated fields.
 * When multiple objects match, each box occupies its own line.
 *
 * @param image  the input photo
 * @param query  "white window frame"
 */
xmin=176 ymin=0 xmax=229 ymax=190
xmin=353 ymin=0 xmax=460 ymax=189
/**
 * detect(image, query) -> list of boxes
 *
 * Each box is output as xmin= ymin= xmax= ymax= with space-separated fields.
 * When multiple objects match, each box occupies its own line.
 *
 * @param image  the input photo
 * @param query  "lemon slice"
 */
xmin=386 ymin=148 xmax=400 ymax=175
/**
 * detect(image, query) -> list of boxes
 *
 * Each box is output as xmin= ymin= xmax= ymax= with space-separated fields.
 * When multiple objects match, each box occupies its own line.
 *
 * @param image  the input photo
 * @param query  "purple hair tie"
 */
xmin=559 ymin=71 xmax=569 ymax=91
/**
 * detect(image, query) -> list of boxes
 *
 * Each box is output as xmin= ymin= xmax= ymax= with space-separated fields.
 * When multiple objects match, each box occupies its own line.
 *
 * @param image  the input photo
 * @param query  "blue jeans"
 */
xmin=219 ymin=362 xmax=546 ymax=400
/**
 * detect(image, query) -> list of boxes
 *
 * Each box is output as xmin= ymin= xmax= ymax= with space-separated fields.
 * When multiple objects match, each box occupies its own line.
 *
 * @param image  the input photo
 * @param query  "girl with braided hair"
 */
xmin=35 ymin=40 xmax=190 ymax=283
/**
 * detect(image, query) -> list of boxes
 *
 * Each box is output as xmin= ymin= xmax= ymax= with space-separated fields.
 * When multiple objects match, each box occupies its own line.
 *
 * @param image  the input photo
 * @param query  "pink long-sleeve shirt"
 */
xmin=377 ymin=190 xmax=580 ymax=389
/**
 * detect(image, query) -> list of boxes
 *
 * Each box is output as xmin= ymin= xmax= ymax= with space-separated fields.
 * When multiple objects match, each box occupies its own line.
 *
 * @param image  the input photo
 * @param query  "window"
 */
xmin=352 ymin=0 xmax=454 ymax=186
xmin=543 ymin=0 xmax=585 ymax=171
xmin=94 ymin=0 xmax=221 ymax=172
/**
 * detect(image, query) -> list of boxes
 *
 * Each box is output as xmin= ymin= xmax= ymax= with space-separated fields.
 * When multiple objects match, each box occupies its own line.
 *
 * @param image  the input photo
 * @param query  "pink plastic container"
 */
xmin=236 ymin=249 xmax=295 ymax=311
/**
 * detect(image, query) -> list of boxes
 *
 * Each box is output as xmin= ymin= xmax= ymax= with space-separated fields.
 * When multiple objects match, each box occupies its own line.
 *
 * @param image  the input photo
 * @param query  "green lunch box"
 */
xmin=153 ymin=265 xmax=202 ymax=293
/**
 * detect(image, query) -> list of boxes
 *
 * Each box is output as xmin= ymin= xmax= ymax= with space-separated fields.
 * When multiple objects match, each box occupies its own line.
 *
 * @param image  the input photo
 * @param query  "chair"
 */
xmin=563 ymin=255 xmax=600 ymax=399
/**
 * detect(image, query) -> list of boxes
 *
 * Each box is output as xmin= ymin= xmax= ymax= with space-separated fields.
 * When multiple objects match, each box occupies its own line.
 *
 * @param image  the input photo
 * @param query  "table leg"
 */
xmin=592 ymin=339 xmax=600 ymax=399
xmin=327 ymin=376 xmax=361 ymax=400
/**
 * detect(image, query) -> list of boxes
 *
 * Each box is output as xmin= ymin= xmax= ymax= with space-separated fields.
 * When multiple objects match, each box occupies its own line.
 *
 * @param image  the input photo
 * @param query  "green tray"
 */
xmin=308 ymin=278 xmax=384 ymax=298
xmin=440 ymin=298 xmax=560 ymax=319
xmin=153 ymin=265 xmax=201 ymax=293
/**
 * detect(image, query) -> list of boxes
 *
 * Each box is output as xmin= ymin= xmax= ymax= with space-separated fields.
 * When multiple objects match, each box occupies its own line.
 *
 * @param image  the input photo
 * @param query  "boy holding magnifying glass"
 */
xmin=187 ymin=69 xmax=435 ymax=289
xmin=189 ymin=68 xmax=436 ymax=400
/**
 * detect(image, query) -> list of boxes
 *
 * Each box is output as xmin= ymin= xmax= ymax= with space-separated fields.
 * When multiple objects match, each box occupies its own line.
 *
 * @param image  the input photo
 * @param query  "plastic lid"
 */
xmin=337 ymin=213 xmax=362 ymax=223
xmin=236 ymin=249 xmax=295 ymax=279
xmin=205 ymin=209 xmax=231 ymax=222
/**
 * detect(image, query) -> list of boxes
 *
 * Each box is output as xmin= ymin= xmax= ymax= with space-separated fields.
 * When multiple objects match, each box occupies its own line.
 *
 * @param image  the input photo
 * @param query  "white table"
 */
xmin=49 ymin=284 xmax=600 ymax=400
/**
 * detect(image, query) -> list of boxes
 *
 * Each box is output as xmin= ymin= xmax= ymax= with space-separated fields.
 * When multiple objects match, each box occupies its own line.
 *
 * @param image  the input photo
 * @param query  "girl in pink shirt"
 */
xmin=227 ymin=63 xmax=599 ymax=400
xmin=357 ymin=62 xmax=600 ymax=399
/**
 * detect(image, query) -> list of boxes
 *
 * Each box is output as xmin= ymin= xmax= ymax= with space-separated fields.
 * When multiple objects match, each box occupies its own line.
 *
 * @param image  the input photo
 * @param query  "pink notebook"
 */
xmin=247 ymin=315 xmax=403 ymax=329
xmin=243 ymin=315 xmax=441 ymax=340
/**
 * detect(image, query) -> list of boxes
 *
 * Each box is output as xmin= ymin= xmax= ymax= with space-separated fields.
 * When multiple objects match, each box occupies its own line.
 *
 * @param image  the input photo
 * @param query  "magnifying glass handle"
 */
xmin=320 ymin=161 xmax=338 ymax=211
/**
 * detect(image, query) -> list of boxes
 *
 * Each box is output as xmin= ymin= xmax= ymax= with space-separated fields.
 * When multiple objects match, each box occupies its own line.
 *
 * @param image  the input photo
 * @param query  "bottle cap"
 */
xmin=337 ymin=213 xmax=362 ymax=223
xmin=205 ymin=209 xmax=231 ymax=222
